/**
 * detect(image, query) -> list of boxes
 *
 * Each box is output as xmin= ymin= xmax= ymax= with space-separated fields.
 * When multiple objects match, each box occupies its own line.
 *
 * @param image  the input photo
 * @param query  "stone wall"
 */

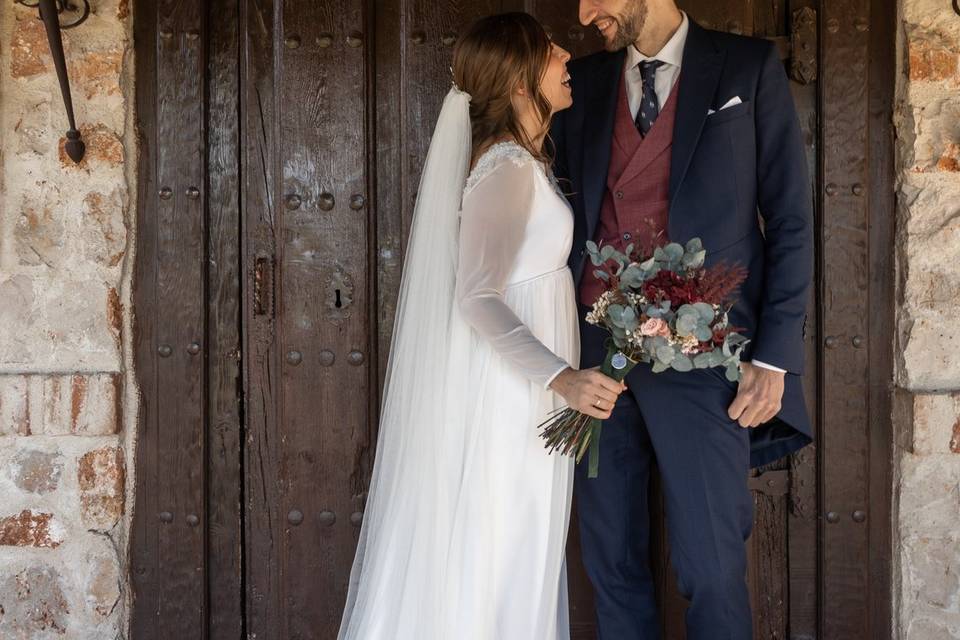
xmin=895 ymin=0 xmax=960 ymax=637
xmin=0 ymin=1 xmax=136 ymax=638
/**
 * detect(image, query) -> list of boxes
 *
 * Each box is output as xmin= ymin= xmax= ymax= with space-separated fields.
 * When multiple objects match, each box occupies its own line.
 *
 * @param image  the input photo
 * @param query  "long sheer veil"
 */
xmin=338 ymin=86 xmax=475 ymax=639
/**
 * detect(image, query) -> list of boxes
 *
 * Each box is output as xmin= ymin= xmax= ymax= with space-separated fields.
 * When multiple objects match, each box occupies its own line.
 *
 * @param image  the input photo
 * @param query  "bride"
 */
xmin=338 ymin=12 xmax=624 ymax=639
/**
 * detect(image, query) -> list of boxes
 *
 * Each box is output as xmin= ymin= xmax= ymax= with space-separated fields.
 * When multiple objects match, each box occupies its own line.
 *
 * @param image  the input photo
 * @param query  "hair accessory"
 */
xmin=450 ymin=67 xmax=472 ymax=101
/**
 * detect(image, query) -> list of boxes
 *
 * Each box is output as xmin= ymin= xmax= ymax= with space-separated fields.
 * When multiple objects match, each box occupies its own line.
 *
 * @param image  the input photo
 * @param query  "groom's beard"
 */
xmin=602 ymin=1 xmax=648 ymax=52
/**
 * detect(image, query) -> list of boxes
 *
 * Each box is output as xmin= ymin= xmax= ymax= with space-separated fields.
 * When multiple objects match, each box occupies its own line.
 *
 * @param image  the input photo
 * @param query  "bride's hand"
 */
xmin=548 ymin=367 xmax=626 ymax=419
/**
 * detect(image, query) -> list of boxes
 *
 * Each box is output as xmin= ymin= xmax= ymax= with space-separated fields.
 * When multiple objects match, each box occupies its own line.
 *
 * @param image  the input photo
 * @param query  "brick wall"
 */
xmin=0 ymin=1 xmax=135 ymax=638
xmin=895 ymin=0 xmax=960 ymax=637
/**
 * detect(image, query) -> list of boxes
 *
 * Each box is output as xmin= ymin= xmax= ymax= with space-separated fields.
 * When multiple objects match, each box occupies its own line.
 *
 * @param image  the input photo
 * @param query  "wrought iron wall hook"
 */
xmin=16 ymin=0 xmax=91 ymax=28
xmin=15 ymin=0 xmax=90 ymax=162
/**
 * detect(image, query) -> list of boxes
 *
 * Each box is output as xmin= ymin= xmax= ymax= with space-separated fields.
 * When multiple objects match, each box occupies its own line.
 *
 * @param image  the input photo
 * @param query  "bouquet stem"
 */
xmin=540 ymin=341 xmax=638 ymax=478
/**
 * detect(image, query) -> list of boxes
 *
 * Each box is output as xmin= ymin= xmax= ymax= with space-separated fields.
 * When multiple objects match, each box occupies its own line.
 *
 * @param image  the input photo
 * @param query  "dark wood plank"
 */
xmin=130 ymin=0 xmax=161 ymax=635
xmin=785 ymin=1 xmax=820 ymax=637
xmin=680 ymin=0 xmax=753 ymax=35
xmin=206 ymin=0 xmax=244 ymax=636
xmin=276 ymin=1 xmax=373 ymax=637
xmin=240 ymin=0 xmax=284 ymax=635
xmin=153 ymin=1 xmax=208 ymax=636
xmin=820 ymin=0 xmax=873 ymax=635
xmin=866 ymin=0 xmax=896 ymax=635
xmin=748 ymin=462 xmax=790 ymax=640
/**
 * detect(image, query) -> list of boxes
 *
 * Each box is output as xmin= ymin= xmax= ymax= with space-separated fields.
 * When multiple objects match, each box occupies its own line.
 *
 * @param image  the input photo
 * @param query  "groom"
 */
xmin=550 ymin=0 xmax=813 ymax=638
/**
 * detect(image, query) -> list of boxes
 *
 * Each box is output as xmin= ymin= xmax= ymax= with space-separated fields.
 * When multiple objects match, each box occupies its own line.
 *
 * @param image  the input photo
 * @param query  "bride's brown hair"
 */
xmin=452 ymin=12 xmax=554 ymax=168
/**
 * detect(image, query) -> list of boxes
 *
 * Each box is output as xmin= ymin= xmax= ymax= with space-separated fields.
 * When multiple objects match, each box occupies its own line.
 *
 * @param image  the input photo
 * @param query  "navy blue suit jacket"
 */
xmin=550 ymin=20 xmax=814 ymax=467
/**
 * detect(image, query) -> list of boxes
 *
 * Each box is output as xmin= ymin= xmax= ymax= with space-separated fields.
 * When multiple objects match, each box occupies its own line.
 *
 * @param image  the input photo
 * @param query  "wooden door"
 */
xmin=131 ymin=1 xmax=894 ymax=638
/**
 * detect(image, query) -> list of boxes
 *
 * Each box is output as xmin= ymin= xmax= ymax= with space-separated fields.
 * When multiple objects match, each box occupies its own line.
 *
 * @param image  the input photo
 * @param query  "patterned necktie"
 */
xmin=635 ymin=59 xmax=665 ymax=137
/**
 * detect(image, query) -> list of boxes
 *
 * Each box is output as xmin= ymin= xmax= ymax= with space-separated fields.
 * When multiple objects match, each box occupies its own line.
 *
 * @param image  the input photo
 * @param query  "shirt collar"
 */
xmin=625 ymin=11 xmax=688 ymax=70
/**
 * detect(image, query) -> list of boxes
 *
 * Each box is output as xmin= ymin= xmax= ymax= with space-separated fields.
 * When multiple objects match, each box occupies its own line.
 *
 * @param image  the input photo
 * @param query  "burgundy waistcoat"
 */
xmin=578 ymin=67 xmax=679 ymax=307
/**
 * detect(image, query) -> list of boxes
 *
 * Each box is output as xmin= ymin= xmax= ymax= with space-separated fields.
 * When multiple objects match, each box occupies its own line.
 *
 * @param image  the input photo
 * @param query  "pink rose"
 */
xmin=640 ymin=317 xmax=669 ymax=337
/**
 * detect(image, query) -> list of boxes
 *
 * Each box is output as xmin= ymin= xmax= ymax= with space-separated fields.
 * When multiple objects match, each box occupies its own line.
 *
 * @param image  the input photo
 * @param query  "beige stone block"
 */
xmin=0 ymin=276 xmax=122 ymax=372
xmin=909 ymin=39 xmax=959 ymax=82
xmin=912 ymin=393 xmax=960 ymax=455
xmin=901 ymin=535 xmax=960 ymax=610
xmin=8 ymin=449 xmax=63 ymax=494
xmin=81 ymin=546 xmax=121 ymax=619
xmin=14 ymin=188 xmax=66 ymax=269
xmin=69 ymin=48 xmax=124 ymax=100
xmin=938 ymin=142 xmax=960 ymax=172
xmin=0 ymin=564 xmax=70 ymax=638
xmin=907 ymin=98 xmax=960 ymax=172
xmin=900 ymin=174 xmax=960 ymax=390
xmin=77 ymin=447 xmax=125 ymax=530
xmin=0 ymin=276 xmax=38 ymax=369
xmin=903 ymin=615 xmax=960 ymax=640
xmin=898 ymin=453 xmax=960 ymax=539
xmin=0 ymin=375 xmax=32 ymax=436
xmin=82 ymin=188 xmax=127 ymax=268
xmin=10 ymin=14 xmax=51 ymax=79
xmin=39 ymin=374 xmax=121 ymax=437
xmin=0 ymin=510 xmax=64 ymax=548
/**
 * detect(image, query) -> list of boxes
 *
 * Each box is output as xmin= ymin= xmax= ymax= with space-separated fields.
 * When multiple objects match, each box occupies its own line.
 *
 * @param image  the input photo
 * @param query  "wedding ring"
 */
xmin=595 ymin=400 xmax=603 ymax=409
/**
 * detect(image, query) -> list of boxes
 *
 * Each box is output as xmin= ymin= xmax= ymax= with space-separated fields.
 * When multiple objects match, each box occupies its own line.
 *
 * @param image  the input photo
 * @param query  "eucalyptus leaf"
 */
xmin=655 ymin=345 xmax=675 ymax=364
xmin=682 ymin=249 xmax=706 ymax=269
xmin=650 ymin=336 xmax=669 ymax=349
xmin=676 ymin=314 xmax=698 ymax=337
xmin=726 ymin=363 xmax=742 ymax=382
xmin=693 ymin=352 xmax=715 ymax=368
xmin=694 ymin=325 xmax=713 ymax=342
xmin=594 ymin=269 xmax=611 ymax=281
xmin=664 ymin=243 xmax=684 ymax=261
xmin=671 ymin=355 xmax=693 ymax=372
xmin=685 ymin=237 xmax=704 ymax=253
xmin=722 ymin=340 xmax=732 ymax=358
xmin=692 ymin=302 xmax=715 ymax=322
xmin=652 ymin=360 xmax=670 ymax=373
xmin=620 ymin=266 xmax=644 ymax=288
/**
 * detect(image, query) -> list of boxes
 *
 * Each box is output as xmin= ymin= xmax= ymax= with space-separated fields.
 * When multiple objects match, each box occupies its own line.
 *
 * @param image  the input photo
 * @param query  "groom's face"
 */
xmin=579 ymin=0 xmax=648 ymax=52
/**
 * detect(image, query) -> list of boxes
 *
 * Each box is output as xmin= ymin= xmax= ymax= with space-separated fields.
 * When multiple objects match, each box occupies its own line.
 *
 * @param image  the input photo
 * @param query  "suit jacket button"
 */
xmin=615 ymin=190 xmax=624 ymax=199
xmin=579 ymin=248 xmax=585 ymax=256
xmin=623 ymin=232 xmax=632 ymax=241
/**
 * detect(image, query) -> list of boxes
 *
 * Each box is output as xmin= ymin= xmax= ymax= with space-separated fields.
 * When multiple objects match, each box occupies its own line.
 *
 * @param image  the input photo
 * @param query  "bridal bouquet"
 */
xmin=540 ymin=237 xmax=749 ymax=478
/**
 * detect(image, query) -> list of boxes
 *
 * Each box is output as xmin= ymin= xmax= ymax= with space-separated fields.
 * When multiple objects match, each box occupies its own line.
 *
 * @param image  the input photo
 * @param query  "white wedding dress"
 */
xmin=339 ymin=88 xmax=580 ymax=640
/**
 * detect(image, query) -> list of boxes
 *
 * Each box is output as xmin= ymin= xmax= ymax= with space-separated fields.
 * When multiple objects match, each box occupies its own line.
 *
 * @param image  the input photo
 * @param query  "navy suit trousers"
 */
xmin=576 ymin=304 xmax=754 ymax=640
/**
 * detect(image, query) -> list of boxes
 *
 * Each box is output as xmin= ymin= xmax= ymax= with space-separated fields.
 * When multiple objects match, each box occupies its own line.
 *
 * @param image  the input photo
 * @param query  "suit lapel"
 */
xmin=669 ymin=21 xmax=724 ymax=208
xmin=580 ymin=49 xmax=626 ymax=240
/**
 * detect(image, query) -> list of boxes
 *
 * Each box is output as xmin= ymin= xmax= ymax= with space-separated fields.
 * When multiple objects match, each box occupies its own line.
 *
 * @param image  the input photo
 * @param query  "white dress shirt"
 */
xmin=624 ymin=11 xmax=688 ymax=120
xmin=622 ymin=12 xmax=785 ymax=374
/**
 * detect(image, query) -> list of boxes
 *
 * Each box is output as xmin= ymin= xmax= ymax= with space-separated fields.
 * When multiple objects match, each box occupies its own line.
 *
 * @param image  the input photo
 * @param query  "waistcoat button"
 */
xmin=623 ymin=232 xmax=632 ymax=241
xmin=615 ymin=190 xmax=624 ymax=199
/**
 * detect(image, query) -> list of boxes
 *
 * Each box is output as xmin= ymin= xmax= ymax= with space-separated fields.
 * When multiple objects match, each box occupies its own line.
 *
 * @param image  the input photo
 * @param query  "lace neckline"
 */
xmin=462 ymin=141 xmax=563 ymax=198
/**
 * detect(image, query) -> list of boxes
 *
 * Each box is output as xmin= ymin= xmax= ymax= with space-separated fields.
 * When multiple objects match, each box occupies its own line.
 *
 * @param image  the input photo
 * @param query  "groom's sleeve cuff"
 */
xmin=750 ymin=359 xmax=787 ymax=374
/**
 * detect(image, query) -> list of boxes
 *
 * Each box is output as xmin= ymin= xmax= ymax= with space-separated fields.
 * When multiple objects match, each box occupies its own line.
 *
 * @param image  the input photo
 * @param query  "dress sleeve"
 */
xmin=456 ymin=158 xmax=571 ymax=390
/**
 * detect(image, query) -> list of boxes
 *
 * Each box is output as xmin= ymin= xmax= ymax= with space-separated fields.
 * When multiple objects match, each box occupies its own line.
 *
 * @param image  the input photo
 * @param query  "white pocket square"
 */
xmin=706 ymin=96 xmax=743 ymax=115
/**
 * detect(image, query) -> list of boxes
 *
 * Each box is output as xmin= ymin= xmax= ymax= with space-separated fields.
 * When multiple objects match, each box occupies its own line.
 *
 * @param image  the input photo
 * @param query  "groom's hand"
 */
xmin=727 ymin=362 xmax=785 ymax=428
